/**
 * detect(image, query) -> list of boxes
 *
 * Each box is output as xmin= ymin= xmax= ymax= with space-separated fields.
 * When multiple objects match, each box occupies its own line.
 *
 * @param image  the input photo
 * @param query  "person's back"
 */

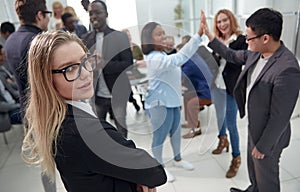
xmin=5 ymin=0 xmax=50 ymax=110
xmin=6 ymin=26 xmax=41 ymax=105
xmin=182 ymin=54 xmax=211 ymax=99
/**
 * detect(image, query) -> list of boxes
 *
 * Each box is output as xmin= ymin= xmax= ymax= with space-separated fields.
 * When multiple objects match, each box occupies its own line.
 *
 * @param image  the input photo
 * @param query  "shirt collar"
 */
xmin=65 ymin=100 xmax=97 ymax=118
xmin=225 ymin=34 xmax=237 ymax=45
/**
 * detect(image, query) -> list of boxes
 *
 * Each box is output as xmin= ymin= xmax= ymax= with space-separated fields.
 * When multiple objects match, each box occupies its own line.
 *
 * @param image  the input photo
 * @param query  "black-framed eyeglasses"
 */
xmin=52 ymin=54 xmax=97 ymax=82
xmin=41 ymin=10 xmax=52 ymax=17
xmin=245 ymin=34 xmax=265 ymax=41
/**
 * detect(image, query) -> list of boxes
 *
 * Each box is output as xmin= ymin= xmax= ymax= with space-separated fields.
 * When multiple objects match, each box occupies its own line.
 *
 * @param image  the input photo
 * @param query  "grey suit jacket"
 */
xmin=208 ymin=38 xmax=300 ymax=156
xmin=81 ymin=27 xmax=133 ymax=106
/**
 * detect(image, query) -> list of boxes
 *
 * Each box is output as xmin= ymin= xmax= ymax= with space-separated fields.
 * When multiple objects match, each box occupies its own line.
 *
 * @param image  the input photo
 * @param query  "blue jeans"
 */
xmin=212 ymin=88 xmax=240 ymax=157
xmin=212 ymin=87 xmax=226 ymax=131
xmin=146 ymin=106 xmax=181 ymax=165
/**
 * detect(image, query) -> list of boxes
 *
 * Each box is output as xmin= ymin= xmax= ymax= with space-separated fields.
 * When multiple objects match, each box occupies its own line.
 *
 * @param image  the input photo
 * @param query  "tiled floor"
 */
xmin=1 ymin=96 xmax=300 ymax=192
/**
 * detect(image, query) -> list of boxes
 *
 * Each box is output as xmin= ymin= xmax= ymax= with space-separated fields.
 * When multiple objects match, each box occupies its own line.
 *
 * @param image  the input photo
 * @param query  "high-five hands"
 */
xmin=200 ymin=10 xmax=215 ymax=41
xmin=198 ymin=10 xmax=205 ymax=36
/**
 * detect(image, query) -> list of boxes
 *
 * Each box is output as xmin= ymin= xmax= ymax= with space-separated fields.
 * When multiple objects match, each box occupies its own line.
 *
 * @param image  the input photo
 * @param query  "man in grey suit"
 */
xmin=82 ymin=0 xmax=133 ymax=138
xmin=202 ymin=8 xmax=300 ymax=192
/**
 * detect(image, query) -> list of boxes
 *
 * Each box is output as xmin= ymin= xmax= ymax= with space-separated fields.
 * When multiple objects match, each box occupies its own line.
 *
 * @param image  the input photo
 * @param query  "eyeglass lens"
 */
xmin=65 ymin=55 xmax=96 ymax=81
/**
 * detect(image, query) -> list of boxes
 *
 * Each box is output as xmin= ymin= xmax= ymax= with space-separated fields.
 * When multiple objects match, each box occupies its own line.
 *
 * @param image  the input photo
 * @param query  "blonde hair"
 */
xmin=213 ymin=9 xmax=243 ymax=39
xmin=52 ymin=1 xmax=64 ymax=17
xmin=64 ymin=6 xmax=79 ymax=20
xmin=22 ymin=31 xmax=88 ymax=181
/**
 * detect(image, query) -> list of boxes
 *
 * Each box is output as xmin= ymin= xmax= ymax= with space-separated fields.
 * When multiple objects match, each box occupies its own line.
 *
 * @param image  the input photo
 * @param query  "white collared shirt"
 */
xmin=245 ymin=55 xmax=270 ymax=117
xmin=66 ymin=100 xmax=97 ymax=118
xmin=215 ymin=34 xmax=238 ymax=89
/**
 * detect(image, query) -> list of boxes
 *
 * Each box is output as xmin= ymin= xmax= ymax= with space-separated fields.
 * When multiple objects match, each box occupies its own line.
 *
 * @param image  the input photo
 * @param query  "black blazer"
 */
xmin=213 ymin=35 xmax=248 ymax=95
xmin=55 ymin=105 xmax=166 ymax=192
xmin=208 ymin=38 xmax=300 ymax=156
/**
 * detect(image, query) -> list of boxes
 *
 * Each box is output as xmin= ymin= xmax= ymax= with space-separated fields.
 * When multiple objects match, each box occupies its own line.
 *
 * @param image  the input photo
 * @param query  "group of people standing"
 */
xmin=1 ymin=0 xmax=299 ymax=192
xmin=48 ymin=1 xmax=88 ymax=37
xmin=150 ymin=8 xmax=248 ymax=180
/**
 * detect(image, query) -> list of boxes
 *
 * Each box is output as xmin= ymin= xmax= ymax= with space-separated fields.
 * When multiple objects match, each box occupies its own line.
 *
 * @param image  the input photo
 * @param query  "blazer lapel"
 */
xmin=253 ymin=57 xmax=276 ymax=86
xmin=85 ymin=31 xmax=96 ymax=53
xmin=252 ymin=44 xmax=284 ymax=87
xmin=91 ymin=31 xmax=97 ymax=53
xmin=236 ymin=54 xmax=260 ymax=86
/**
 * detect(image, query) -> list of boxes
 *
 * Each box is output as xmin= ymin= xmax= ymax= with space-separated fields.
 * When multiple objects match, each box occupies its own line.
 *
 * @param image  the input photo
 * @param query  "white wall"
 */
xmin=0 ymin=0 xmax=19 ymax=25
xmin=135 ymin=0 xmax=180 ymax=44
xmin=106 ymin=0 xmax=138 ymax=30
xmin=237 ymin=0 xmax=273 ymax=15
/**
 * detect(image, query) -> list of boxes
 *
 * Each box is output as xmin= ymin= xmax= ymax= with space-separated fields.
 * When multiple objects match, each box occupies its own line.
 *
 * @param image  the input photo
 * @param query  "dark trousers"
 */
xmin=95 ymin=96 xmax=128 ymax=138
xmin=246 ymin=136 xmax=283 ymax=192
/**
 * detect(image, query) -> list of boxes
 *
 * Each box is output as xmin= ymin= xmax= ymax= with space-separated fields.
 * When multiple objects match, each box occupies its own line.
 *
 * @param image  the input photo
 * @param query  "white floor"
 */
xmin=1 ymin=96 xmax=300 ymax=192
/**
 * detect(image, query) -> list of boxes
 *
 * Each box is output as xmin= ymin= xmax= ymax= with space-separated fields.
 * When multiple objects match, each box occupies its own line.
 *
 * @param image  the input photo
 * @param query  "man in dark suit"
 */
xmin=202 ymin=8 xmax=300 ymax=192
xmin=82 ymin=0 xmax=133 ymax=138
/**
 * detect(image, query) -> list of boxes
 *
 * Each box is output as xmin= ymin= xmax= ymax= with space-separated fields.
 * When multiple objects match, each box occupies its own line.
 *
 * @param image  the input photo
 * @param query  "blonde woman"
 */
xmin=210 ymin=9 xmax=248 ymax=178
xmin=22 ymin=31 xmax=166 ymax=192
xmin=49 ymin=1 xmax=64 ymax=31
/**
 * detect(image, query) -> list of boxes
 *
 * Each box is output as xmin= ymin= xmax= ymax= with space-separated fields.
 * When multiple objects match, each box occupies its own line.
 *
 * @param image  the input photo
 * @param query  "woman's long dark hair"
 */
xmin=141 ymin=22 xmax=160 ymax=55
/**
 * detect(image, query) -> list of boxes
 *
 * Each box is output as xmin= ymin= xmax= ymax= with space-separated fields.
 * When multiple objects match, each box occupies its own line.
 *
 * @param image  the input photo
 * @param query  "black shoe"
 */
xmin=230 ymin=187 xmax=245 ymax=192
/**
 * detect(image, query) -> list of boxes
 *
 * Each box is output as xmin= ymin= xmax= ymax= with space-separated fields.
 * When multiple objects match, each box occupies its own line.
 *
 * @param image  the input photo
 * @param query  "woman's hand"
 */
xmin=198 ymin=11 xmax=205 ymax=36
xmin=136 ymin=185 xmax=157 ymax=192
xmin=200 ymin=11 xmax=215 ymax=41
